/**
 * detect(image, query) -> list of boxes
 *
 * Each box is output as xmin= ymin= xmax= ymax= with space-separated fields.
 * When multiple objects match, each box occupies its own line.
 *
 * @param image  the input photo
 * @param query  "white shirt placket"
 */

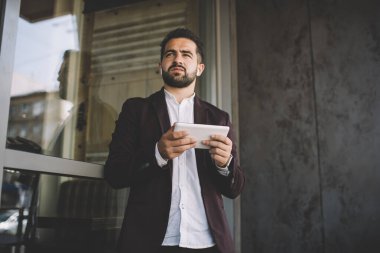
xmin=162 ymin=90 xmax=214 ymax=248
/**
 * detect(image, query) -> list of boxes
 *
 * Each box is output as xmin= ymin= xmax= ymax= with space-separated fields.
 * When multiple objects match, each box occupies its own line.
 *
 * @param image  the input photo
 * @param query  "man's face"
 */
xmin=57 ymin=57 xmax=68 ymax=99
xmin=160 ymin=38 xmax=204 ymax=88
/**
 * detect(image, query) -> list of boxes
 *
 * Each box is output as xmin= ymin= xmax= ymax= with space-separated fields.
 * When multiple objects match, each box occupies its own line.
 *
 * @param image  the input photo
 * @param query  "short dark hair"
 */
xmin=160 ymin=28 xmax=204 ymax=63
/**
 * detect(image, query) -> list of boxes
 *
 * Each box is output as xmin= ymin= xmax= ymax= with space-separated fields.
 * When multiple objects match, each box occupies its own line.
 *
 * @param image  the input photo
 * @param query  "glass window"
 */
xmin=6 ymin=0 xmax=198 ymax=164
xmin=7 ymin=1 xmax=83 ymax=161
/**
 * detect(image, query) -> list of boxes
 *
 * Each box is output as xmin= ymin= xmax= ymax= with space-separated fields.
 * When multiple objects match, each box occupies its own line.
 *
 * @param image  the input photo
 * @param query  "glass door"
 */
xmin=0 ymin=0 xmax=200 ymax=252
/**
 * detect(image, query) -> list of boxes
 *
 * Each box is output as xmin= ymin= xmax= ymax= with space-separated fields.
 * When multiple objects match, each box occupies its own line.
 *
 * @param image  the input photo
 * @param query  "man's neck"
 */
xmin=164 ymin=83 xmax=195 ymax=103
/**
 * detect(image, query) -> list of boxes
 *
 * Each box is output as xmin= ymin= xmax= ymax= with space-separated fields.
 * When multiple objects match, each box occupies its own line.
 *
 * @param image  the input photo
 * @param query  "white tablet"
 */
xmin=174 ymin=122 xmax=230 ymax=149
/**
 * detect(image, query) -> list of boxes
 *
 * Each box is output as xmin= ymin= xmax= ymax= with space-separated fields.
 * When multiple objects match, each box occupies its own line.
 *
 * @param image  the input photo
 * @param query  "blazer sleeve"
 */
xmin=103 ymin=99 xmax=166 ymax=189
xmin=211 ymin=115 xmax=245 ymax=199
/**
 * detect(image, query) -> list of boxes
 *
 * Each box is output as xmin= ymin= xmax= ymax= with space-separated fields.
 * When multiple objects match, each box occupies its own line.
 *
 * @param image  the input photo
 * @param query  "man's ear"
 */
xmin=158 ymin=63 xmax=162 ymax=75
xmin=196 ymin=63 xmax=205 ymax=77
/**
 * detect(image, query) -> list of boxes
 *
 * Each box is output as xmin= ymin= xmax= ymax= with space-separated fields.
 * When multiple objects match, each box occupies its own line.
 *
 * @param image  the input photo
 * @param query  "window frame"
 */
xmin=0 ymin=0 xmax=21 ymax=204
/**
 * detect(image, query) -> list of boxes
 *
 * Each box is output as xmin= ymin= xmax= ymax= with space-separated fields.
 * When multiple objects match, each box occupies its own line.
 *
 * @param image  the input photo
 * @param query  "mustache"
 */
xmin=169 ymin=64 xmax=185 ymax=71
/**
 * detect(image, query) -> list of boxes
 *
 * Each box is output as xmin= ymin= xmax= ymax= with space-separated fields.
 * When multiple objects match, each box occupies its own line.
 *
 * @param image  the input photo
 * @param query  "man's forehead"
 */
xmin=164 ymin=38 xmax=197 ymax=52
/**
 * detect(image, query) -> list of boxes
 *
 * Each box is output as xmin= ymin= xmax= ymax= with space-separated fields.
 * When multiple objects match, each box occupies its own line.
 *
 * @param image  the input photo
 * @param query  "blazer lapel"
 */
xmin=149 ymin=88 xmax=174 ymax=175
xmin=194 ymin=95 xmax=208 ymax=124
xmin=194 ymin=96 xmax=210 ymax=178
xmin=149 ymin=88 xmax=171 ymax=134
xmin=150 ymin=90 xmax=209 ymax=130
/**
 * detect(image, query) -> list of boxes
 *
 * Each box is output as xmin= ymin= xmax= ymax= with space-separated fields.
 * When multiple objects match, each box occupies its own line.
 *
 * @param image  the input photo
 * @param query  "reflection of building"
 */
xmin=7 ymin=92 xmax=73 ymax=152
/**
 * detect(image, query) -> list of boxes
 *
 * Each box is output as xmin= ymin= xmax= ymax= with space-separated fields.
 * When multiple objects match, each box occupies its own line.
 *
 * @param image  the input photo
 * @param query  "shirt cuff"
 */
xmin=155 ymin=143 xmax=168 ymax=167
xmin=216 ymin=162 xmax=230 ymax=176
xmin=215 ymin=154 xmax=233 ymax=176
xmin=216 ymin=167 xmax=230 ymax=177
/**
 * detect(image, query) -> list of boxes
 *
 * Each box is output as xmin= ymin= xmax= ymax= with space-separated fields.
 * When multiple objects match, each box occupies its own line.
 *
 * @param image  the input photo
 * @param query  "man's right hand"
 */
xmin=157 ymin=125 xmax=196 ymax=160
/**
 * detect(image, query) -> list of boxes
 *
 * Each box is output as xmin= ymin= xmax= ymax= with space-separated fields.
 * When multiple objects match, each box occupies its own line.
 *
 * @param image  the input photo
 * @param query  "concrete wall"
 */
xmin=236 ymin=0 xmax=380 ymax=252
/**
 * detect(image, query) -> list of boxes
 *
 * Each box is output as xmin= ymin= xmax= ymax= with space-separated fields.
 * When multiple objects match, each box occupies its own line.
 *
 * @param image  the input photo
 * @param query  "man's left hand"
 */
xmin=202 ymin=135 xmax=232 ymax=167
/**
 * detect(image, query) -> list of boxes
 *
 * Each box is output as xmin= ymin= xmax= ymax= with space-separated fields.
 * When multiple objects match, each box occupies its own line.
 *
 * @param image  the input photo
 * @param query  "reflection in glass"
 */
xmin=8 ymin=92 xmax=74 ymax=154
xmin=1 ymin=170 xmax=127 ymax=253
xmin=8 ymin=9 xmax=80 ymax=160
xmin=0 ymin=169 xmax=39 ymax=252
xmin=35 ymin=174 xmax=127 ymax=253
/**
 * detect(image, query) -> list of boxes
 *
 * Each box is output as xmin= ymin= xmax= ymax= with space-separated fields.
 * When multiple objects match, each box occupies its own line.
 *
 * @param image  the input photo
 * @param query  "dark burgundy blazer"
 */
xmin=104 ymin=88 xmax=245 ymax=253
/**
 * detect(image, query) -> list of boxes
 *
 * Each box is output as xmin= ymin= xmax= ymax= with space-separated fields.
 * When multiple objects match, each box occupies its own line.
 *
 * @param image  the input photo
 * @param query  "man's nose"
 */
xmin=173 ymin=54 xmax=184 ymax=64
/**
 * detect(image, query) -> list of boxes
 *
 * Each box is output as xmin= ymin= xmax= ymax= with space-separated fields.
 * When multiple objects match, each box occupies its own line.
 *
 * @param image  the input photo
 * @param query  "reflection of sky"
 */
xmin=11 ymin=15 xmax=79 ymax=96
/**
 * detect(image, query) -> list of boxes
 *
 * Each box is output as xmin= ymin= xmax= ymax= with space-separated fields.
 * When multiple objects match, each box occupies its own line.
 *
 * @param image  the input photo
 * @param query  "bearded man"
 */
xmin=104 ymin=28 xmax=245 ymax=253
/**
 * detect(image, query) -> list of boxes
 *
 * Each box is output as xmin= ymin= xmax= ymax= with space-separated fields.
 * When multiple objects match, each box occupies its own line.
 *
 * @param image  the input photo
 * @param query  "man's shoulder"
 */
xmin=197 ymin=97 xmax=229 ymax=116
xmin=124 ymin=96 xmax=147 ymax=104
xmin=122 ymin=89 xmax=163 ymax=107
xmin=122 ymin=97 xmax=146 ymax=108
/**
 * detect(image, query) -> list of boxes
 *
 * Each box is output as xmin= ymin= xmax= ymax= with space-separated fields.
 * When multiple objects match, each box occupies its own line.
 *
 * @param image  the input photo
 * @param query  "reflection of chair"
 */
xmin=32 ymin=179 xmax=127 ymax=253
xmin=0 ymin=137 xmax=41 ymax=253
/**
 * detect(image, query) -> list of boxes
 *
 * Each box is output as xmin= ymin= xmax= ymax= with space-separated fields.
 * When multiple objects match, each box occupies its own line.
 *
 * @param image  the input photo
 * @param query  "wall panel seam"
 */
xmin=306 ymin=1 xmax=326 ymax=252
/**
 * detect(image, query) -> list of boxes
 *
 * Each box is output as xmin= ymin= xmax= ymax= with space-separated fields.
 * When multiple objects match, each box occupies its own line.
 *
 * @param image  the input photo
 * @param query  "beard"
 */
xmin=161 ymin=65 xmax=197 ymax=88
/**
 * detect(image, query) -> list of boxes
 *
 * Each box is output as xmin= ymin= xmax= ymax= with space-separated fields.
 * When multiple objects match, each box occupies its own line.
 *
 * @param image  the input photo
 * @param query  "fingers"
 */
xmin=169 ymin=130 xmax=189 ymax=140
xmin=209 ymin=147 xmax=230 ymax=158
xmin=202 ymin=135 xmax=233 ymax=167
xmin=202 ymin=135 xmax=232 ymax=151
xmin=159 ymin=128 xmax=233 ymax=164
xmin=158 ymin=126 xmax=197 ymax=160
xmin=170 ymin=136 xmax=196 ymax=147
xmin=166 ymin=142 xmax=196 ymax=158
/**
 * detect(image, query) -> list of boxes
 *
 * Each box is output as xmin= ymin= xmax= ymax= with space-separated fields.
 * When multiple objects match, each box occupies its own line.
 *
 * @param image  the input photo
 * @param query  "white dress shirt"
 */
xmin=156 ymin=89 xmax=215 ymax=248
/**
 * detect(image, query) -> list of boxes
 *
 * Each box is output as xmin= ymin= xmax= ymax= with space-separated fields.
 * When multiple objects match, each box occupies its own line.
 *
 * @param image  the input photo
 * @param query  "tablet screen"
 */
xmin=174 ymin=122 xmax=230 ymax=149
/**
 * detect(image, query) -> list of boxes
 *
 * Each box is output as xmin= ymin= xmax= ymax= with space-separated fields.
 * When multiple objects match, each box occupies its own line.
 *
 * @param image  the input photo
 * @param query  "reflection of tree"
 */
xmin=45 ymin=97 xmax=74 ymax=154
xmin=46 ymin=50 xmax=77 ymax=155
xmin=87 ymin=88 xmax=118 ymax=150
xmin=86 ymin=57 xmax=118 ymax=162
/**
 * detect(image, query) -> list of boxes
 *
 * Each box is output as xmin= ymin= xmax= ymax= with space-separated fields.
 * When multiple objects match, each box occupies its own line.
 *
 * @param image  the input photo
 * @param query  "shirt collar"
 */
xmin=164 ymin=88 xmax=195 ymax=105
